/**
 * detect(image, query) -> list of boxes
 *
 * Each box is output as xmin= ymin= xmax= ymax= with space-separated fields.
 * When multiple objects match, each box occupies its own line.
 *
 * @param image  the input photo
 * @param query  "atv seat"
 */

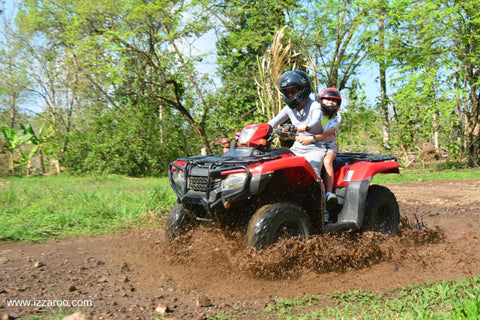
xmin=321 ymin=152 xmax=398 ymax=179
xmin=320 ymin=156 xmax=346 ymax=179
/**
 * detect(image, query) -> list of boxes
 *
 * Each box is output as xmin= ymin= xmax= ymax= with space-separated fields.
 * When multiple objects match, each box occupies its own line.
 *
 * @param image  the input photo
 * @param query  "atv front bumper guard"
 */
xmin=169 ymin=161 xmax=252 ymax=211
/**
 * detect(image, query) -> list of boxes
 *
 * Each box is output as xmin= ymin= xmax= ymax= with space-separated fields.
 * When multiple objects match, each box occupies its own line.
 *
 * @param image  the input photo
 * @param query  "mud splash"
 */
xmin=141 ymin=224 xmax=446 ymax=282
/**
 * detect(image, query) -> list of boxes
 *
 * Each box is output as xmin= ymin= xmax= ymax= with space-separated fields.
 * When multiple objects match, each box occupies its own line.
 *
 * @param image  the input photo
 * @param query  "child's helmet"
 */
xmin=221 ymin=138 xmax=230 ymax=148
xmin=318 ymin=88 xmax=341 ymax=116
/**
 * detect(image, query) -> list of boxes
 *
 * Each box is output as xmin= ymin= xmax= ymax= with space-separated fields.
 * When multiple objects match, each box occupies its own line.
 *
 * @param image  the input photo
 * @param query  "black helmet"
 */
xmin=318 ymin=88 xmax=341 ymax=116
xmin=279 ymin=70 xmax=312 ymax=109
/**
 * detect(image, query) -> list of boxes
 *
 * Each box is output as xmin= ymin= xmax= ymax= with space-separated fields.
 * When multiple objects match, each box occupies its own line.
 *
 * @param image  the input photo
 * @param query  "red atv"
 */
xmin=166 ymin=123 xmax=400 ymax=249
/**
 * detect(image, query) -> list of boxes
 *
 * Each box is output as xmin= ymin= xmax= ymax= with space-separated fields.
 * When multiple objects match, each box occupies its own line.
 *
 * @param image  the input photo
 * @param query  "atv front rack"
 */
xmin=169 ymin=161 xmax=252 ymax=211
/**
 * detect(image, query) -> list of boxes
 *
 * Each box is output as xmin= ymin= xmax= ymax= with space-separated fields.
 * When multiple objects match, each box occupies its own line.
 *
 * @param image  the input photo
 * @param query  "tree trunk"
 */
xmin=4 ymin=20 xmax=17 ymax=130
xmin=26 ymin=159 xmax=31 ymax=176
xmin=39 ymin=148 xmax=46 ymax=174
xmin=454 ymin=67 xmax=464 ymax=159
xmin=9 ymin=93 xmax=16 ymax=129
xmin=432 ymin=112 xmax=439 ymax=153
xmin=378 ymin=5 xmax=390 ymax=149
xmin=465 ymin=110 xmax=480 ymax=167
xmin=464 ymin=60 xmax=480 ymax=167
xmin=8 ymin=151 xmax=14 ymax=175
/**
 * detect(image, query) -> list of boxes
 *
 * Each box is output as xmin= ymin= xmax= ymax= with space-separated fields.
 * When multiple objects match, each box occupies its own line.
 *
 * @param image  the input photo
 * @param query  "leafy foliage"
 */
xmin=204 ymin=0 xmax=294 ymax=133
xmin=1 ymin=0 xmax=480 ymax=176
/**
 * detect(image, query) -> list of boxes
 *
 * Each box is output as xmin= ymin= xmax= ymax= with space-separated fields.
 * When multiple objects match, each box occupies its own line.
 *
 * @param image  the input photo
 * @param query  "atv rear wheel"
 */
xmin=245 ymin=203 xmax=313 ymax=250
xmin=363 ymin=185 xmax=400 ymax=234
xmin=165 ymin=204 xmax=197 ymax=242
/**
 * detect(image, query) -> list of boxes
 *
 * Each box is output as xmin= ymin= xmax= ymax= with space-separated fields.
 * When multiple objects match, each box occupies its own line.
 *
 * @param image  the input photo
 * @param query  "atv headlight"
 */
xmin=172 ymin=168 xmax=185 ymax=193
xmin=222 ymin=173 xmax=247 ymax=191
xmin=238 ymin=127 xmax=256 ymax=144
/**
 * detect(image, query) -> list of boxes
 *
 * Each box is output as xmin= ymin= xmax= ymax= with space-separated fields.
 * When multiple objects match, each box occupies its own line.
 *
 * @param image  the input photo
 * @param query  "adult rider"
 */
xmin=268 ymin=70 xmax=326 ymax=179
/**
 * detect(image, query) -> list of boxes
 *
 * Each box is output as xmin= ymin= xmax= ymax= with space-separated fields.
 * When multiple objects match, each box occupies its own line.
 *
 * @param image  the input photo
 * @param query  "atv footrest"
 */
xmin=324 ymin=221 xmax=358 ymax=234
xmin=196 ymin=217 xmax=212 ymax=222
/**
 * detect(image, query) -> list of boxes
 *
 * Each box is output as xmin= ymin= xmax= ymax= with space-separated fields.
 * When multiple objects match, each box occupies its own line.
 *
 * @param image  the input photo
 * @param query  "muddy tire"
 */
xmin=363 ymin=185 xmax=400 ymax=234
xmin=245 ymin=203 xmax=312 ymax=250
xmin=165 ymin=204 xmax=197 ymax=242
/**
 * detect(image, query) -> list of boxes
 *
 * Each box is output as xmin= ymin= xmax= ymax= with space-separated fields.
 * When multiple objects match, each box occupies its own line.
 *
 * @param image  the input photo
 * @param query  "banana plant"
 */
xmin=18 ymin=144 xmax=40 ymax=176
xmin=0 ymin=126 xmax=32 ymax=174
xmin=20 ymin=123 xmax=50 ymax=174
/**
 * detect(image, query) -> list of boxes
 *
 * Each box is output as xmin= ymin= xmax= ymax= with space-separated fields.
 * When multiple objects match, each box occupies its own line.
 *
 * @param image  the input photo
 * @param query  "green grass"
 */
xmin=252 ymin=276 xmax=480 ymax=320
xmin=0 ymin=174 xmax=176 ymax=242
xmin=372 ymin=167 xmax=480 ymax=184
xmin=205 ymin=276 xmax=480 ymax=319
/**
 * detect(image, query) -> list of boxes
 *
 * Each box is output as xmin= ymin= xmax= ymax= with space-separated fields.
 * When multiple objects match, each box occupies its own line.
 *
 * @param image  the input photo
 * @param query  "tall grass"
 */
xmin=0 ymin=175 xmax=176 ymax=242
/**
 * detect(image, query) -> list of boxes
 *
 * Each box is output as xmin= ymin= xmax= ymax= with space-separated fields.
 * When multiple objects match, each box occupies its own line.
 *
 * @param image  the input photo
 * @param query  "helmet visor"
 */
xmin=283 ymin=86 xmax=300 ymax=98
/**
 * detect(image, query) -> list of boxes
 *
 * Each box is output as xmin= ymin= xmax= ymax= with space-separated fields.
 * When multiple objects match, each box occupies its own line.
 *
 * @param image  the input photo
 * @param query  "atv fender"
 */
xmin=324 ymin=178 xmax=370 ymax=233
xmin=334 ymin=160 xmax=399 ymax=188
xmin=252 ymin=156 xmax=318 ymax=186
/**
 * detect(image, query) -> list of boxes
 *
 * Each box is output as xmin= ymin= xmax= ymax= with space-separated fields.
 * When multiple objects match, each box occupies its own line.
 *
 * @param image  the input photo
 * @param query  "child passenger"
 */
xmin=313 ymin=88 xmax=342 ymax=211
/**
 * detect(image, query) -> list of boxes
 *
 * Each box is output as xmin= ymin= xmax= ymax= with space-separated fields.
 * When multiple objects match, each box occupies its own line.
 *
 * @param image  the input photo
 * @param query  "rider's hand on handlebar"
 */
xmin=296 ymin=124 xmax=311 ymax=133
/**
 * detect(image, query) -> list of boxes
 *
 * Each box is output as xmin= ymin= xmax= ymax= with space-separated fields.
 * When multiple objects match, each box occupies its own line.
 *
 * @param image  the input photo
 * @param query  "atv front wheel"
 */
xmin=165 ymin=204 xmax=197 ymax=242
xmin=245 ymin=203 xmax=312 ymax=250
xmin=363 ymin=185 xmax=400 ymax=234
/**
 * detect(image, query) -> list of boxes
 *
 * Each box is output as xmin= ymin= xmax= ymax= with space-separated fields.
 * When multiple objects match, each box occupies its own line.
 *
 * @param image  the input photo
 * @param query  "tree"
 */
xmin=20 ymin=123 xmax=50 ymax=174
xmin=295 ymin=0 xmax=376 ymax=91
xmin=0 ymin=125 xmax=31 ymax=174
xmin=387 ymin=0 xmax=480 ymax=166
xmin=451 ymin=1 xmax=480 ymax=166
xmin=255 ymin=26 xmax=299 ymax=120
xmin=200 ymin=0 xmax=294 ymax=131
xmin=374 ymin=0 xmax=391 ymax=149
xmin=0 ymin=1 xmax=29 ymax=129
xmin=17 ymin=0 xmax=220 ymax=174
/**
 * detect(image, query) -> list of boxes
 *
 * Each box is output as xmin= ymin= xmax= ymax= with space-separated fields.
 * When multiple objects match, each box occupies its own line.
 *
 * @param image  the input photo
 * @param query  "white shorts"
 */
xmin=290 ymin=145 xmax=326 ymax=179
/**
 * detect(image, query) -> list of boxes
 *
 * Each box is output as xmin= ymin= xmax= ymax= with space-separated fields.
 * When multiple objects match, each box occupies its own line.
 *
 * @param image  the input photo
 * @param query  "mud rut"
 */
xmin=1 ymin=179 xmax=480 ymax=319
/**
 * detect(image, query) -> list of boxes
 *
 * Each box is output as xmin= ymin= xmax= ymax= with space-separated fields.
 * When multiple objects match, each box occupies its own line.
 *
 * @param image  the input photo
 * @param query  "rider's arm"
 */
xmin=268 ymin=107 xmax=289 ymax=128
xmin=311 ymin=128 xmax=335 ymax=143
xmin=297 ymin=103 xmax=322 ymax=133
xmin=311 ymin=116 xmax=340 ymax=143
xmin=307 ymin=104 xmax=322 ymax=131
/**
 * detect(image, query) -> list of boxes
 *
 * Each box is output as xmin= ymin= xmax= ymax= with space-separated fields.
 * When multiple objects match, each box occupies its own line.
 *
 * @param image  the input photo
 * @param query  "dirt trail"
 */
xmin=1 ymin=179 xmax=480 ymax=319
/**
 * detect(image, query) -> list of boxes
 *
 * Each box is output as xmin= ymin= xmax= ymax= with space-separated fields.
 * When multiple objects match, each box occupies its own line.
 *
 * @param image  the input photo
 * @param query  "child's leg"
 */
xmin=324 ymin=149 xmax=337 ymax=220
xmin=324 ymin=150 xmax=336 ymax=194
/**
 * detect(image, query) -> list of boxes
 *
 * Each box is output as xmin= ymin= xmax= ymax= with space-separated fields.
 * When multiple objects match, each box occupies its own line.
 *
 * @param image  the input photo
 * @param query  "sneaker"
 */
xmin=326 ymin=192 xmax=338 ymax=212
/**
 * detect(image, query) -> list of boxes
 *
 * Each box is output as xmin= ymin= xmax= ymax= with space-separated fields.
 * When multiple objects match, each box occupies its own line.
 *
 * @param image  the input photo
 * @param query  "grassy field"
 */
xmin=372 ymin=167 xmax=480 ymax=184
xmin=1 ymin=169 xmax=479 ymax=319
xmin=0 ymin=175 xmax=176 ymax=242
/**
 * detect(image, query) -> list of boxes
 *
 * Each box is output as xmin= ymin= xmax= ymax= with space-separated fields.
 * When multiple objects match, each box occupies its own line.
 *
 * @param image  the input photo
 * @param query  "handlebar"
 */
xmin=273 ymin=125 xmax=295 ymax=139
